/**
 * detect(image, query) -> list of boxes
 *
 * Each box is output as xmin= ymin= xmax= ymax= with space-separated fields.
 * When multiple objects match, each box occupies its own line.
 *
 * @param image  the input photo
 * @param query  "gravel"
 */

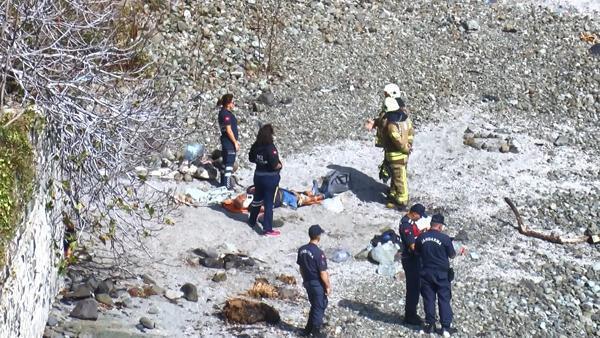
xmin=44 ymin=1 xmax=600 ymax=337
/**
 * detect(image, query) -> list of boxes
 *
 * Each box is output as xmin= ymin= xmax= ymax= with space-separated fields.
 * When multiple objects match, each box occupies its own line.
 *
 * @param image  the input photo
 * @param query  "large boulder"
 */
xmin=69 ymin=299 xmax=99 ymax=320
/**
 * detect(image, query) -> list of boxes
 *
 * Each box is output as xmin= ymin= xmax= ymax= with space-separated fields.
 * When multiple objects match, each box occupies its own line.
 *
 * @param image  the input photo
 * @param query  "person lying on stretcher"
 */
xmin=222 ymin=184 xmax=326 ymax=213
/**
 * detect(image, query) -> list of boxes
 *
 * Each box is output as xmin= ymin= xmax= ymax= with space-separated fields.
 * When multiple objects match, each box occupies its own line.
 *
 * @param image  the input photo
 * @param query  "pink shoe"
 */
xmin=263 ymin=229 xmax=281 ymax=237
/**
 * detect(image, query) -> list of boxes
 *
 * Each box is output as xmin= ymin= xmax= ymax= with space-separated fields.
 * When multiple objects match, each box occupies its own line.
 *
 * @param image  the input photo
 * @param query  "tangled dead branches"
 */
xmin=0 ymin=0 xmax=186 ymax=259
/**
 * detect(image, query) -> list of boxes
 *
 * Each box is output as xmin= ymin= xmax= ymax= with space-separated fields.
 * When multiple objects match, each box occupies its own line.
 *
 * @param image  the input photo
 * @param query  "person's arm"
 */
xmin=268 ymin=145 xmax=282 ymax=170
xmin=446 ymin=237 xmax=457 ymax=259
xmin=415 ymin=235 xmax=423 ymax=254
xmin=400 ymin=220 xmax=416 ymax=252
xmin=248 ymin=144 xmax=257 ymax=163
xmin=320 ymin=271 xmax=332 ymax=295
xmin=225 ymin=125 xmax=239 ymax=151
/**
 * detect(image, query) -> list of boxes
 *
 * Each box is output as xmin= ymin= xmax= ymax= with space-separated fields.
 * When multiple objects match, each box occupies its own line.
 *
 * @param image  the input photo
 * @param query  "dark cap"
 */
xmin=430 ymin=214 xmax=446 ymax=225
xmin=409 ymin=203 xmax=427 ymax=218
xmin=308 ymin=224 xmax=325 ymax=238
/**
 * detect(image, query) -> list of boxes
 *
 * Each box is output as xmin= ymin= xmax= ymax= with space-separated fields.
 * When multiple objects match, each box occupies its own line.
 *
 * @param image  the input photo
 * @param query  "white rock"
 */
xmin=135 ymin=166 xmax=148 ymax=177
xmin=165 ymin=290 xmax=183 ymax=300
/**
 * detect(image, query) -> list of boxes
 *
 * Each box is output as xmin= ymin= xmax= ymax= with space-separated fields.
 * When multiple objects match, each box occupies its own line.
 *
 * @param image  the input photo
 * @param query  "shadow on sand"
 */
xmin=338 ymin=299 xmax=421 ymax=331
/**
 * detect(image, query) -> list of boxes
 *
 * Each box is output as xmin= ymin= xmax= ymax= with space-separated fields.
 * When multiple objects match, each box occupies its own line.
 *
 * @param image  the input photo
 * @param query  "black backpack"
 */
xmin=320 ymin=170 xmax=351 ymax=196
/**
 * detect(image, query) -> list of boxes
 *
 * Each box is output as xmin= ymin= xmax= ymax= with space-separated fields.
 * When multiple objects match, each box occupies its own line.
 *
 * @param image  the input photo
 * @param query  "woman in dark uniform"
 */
xmin=248 ymin=124 xmax=282 ymax=237
xmin=217 ymin=94 xmax=239 ymax=190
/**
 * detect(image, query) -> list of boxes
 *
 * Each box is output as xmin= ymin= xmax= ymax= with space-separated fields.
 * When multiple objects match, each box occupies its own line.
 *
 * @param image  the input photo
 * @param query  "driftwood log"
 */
xmin=503 ymin=197 xmax=593 ymax=244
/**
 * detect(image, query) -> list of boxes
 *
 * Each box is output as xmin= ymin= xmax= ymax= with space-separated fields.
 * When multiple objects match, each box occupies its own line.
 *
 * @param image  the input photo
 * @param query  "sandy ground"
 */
xmin=59 ymin=105 xmax=599 ymax=337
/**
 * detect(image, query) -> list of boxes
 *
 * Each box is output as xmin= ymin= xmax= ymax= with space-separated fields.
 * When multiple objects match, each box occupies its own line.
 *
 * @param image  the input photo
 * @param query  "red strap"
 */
xmin=412 ymin=222 xmax=421 ymax=237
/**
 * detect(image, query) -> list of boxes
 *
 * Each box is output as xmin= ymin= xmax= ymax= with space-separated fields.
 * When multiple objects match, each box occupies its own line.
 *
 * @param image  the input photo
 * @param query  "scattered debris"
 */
xmin=247 ymin=278 xmax=279 ymax=299
xmin=463 ymin=126 xmax=518 ymax=153
xmin=222 ymin=298 xmax=280 ymax=324
xmin=276 ymin=274 xmax=297 ymax=285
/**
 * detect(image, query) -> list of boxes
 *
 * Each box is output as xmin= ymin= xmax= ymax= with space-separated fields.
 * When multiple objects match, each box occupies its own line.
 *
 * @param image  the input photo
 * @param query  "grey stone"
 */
xmin=148 ymin=305 xmax=160 ymax=314
xmin=180 ymin=283 xmax=198 ymax=302
xmin=177 ymin=21 xmax=189 ymax=32
xmin=95 ymin=279 xmax=114 ymax=295
xmin=257 ymin=90 xmax=276 ymax=106
xmin=66 ymin=285 xmax=93 ymax=300
xmin=139 ymin=317 xmax=155 ymax=329
xmin=69 ymin=299 xmax=99 ymax=320
xmin=590 ymin=43 xmax=600 ymax=57
xmin=463 ymin=20 xmax=480 ymax=31
xmin=184 ymin=173 xmax=193 ymax=182
xmin=46 ymin=315 xmax=59 ymax=327
xmin=95 ymin=293 xmax=113 ymax=307
xmin=212 ymin=272 xmax=227 ymax=283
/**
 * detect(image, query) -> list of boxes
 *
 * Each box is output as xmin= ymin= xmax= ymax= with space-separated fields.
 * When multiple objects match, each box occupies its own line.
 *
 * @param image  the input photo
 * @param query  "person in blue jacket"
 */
xmin=248 ymin=124 xmax=282 ymax=237
xmin=217 ymin=94 xmax=240 ymax=190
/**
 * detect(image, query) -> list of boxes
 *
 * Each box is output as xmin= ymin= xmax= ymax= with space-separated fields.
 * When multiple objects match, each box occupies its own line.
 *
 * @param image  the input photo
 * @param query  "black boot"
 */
xmin=310 ymin=326 xmax=326 ymax=337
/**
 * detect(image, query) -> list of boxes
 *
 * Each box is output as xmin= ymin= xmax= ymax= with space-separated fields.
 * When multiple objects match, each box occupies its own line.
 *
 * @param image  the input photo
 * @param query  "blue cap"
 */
xmin=430 ymin=214 xmax=446 ymax=225
xmin=409 ymin=203 xmax=427 ymax=218
xmin=308 ymin=224 xmax=325 ymax=238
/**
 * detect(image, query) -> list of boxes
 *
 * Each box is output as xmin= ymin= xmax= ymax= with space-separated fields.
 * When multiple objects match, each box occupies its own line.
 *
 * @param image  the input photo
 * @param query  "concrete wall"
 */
xmin=0 ymin=130 xmax=62 ymax=337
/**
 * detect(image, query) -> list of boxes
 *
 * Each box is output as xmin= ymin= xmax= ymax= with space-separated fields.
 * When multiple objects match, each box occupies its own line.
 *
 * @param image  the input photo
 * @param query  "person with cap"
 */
xmin=297 ymin=225 xmax=331 ymax=337
xmin=416 ymin=214 xmax=463 ymax=337
xmin=217 ymin=93 xmax=240 ymax=190
xmin=398 ymin=203 xmax=427 ymax=326
xmin=379 ymin=96 xmax=414 ymax=209
xmin=248 ymin=123 xmax=282 ymax=237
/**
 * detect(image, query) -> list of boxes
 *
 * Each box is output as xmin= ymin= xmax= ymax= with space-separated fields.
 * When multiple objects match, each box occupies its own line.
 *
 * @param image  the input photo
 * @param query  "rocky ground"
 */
xmin=42 ymin=0 xmax=599 ymax=337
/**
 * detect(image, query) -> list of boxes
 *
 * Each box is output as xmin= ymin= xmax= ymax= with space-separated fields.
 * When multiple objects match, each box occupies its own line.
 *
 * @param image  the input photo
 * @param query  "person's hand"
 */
xmin=235 ymin=141 xmax=240 ymax=152
xmin=326 ymin=287 xmax=332 ymax=296
xmin=364 ymin=119 xmax=375 ymax=130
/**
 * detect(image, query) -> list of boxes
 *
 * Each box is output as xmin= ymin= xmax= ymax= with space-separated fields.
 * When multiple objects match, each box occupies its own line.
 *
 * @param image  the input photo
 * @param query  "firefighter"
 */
xmin=380 ymin=97 xmax=414 ymax=209
xmin=365 ymin=84 xmax=412 ymax=189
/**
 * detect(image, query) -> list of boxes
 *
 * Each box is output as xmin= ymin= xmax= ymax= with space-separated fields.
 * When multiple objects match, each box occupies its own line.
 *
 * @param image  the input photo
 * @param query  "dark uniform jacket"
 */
xmin=249 ymin=143 xmax=280 ymax=174
xmin=399 ymin=215 xmax=421 ymax=258
xmin=296 ymin=243 xmax=328 ymax=286
xmin=416 ymin=230 xmax=456 ymax=272
xmin=218 ymin=108 xmax=238 ymax=149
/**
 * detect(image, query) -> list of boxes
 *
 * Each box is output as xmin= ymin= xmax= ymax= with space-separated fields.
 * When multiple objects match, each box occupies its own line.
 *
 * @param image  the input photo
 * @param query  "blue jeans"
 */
xmin=421 ymin=269 xmax=453 ymax=328
xmin=248 ymin=173 xmax=280 ymax=232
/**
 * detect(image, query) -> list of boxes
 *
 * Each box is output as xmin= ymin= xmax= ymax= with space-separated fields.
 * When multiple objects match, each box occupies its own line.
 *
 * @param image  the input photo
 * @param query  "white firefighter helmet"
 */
xmin=384 ymin=97 xmax=400 ymax=112
xmin=383 ymin=83 xmax=401 ymax=98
